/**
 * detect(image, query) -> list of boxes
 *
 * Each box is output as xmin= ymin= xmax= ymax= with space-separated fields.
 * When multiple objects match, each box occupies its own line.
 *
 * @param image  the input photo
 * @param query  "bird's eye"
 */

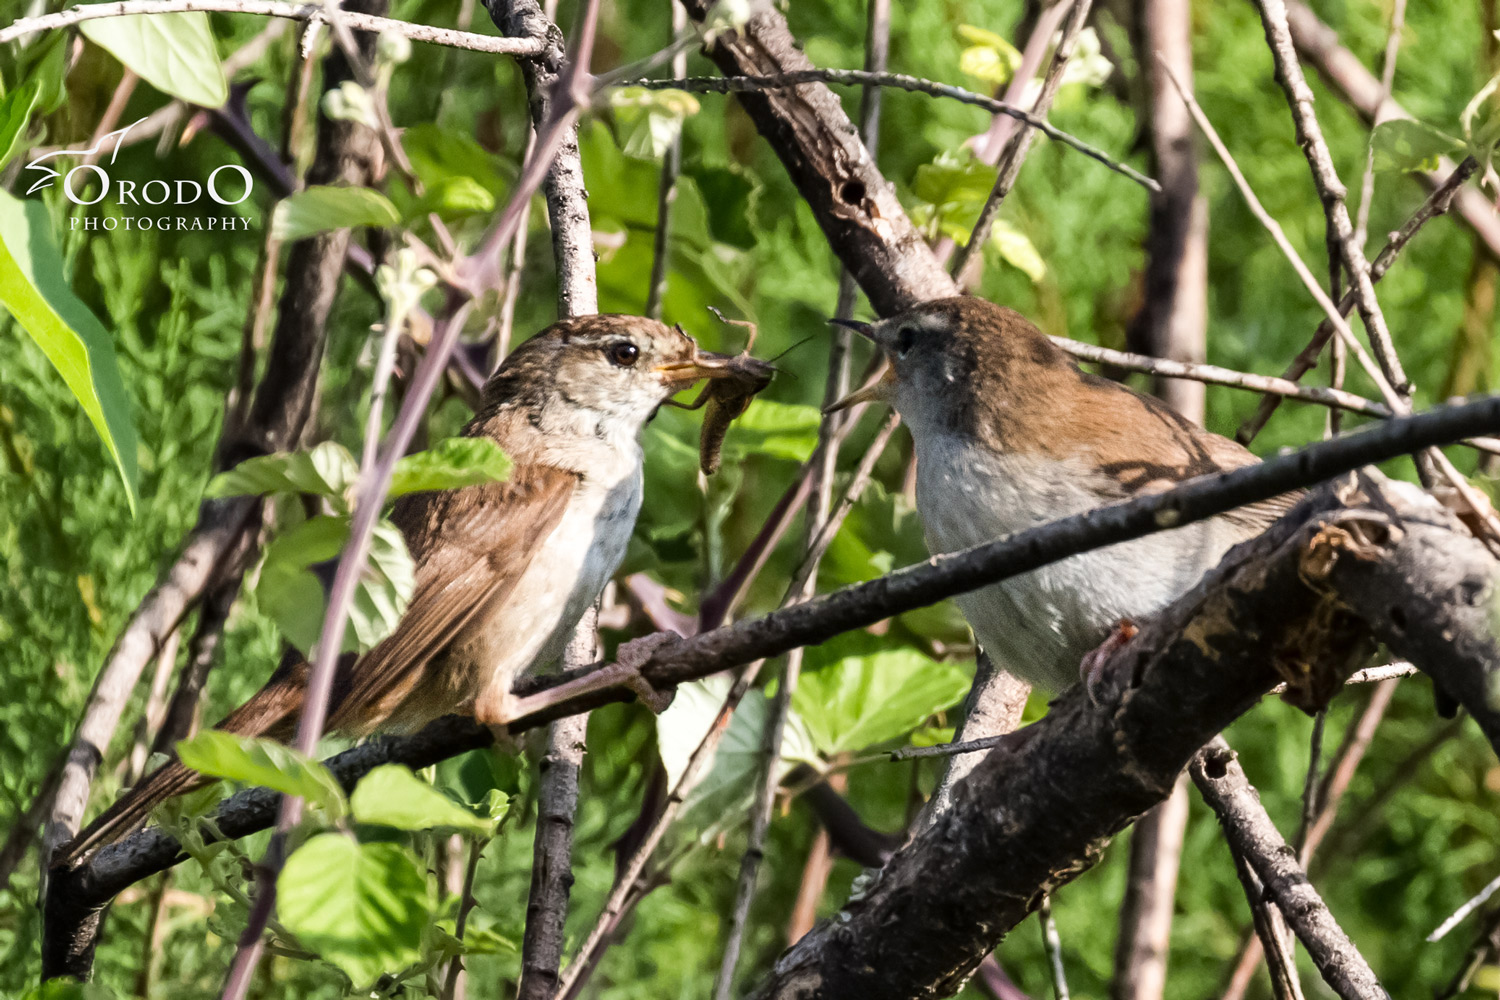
xmin=895 ymin=327 xmax=917 ymax=358
xmin=606 ymin=341 xmax=640 ymax=367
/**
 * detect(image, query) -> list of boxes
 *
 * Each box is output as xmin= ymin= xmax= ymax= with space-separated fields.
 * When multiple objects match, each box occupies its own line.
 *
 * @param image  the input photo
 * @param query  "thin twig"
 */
xmin=1160 ymin=57 xmax=1500 ymax=550
xmin=951 ymin=0 xmax=1095 ymax=279
xmin=1252 ymin=0 xmax=1409 ymax=401
xmin=1039 ymin=895 xmax=1071 ymax=1000
xmin=620 ymin=70 xmax=1158 ymax=192
xmin=1238 ymin=157 xmax=1481 ymax=444
xmin=0 ymin=0 xmax=548 ymax=52
xmin=644 ymin=4 xmax=688 ymax=319
xmin=1351 ymin=0 xmax=1408 ymax=252
xmin=216 ymin=1 xmax=602 ymax=992
xmin=1429 ymin=869 xmax=1500 ymax=943
xmin=1056 ymin=338 xmax=1390 ymax=418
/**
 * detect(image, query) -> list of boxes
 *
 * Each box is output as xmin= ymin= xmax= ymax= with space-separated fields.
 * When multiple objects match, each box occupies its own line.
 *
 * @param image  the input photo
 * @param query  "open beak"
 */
xmin=825 ymin=363 xmax=894 ymax=414
xmin=655 ymin=349 xmax=738 ymax=390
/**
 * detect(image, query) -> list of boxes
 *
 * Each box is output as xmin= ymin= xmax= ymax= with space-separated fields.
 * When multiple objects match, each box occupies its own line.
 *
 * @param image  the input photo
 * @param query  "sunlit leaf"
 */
xmin=956 ymin=25 xmax=1023 ymax=85
xmin=205 ymin=440 xmax=359 ymax=509
xmin=412 ymin=176 xmax=495 ymax=219
xmin=0 ymin=79 xmax=40 ymax=169
xmin=277 ymin=834 xmax=432 ymax=988
xmin=351 ymin=764 xmax=493 ymax=834
xmin=176 ymin=730 xmax=347 ymax=817
xmin=80 ymin=12 xmax=227 ymax=107
xmin=990 ymin=220 xmax=1047 ymax=283
xmin=610 ymin=87 xmax=701 ymax=159
xmin=271 ymin=185 xmax=400 ymax=242
xmin=793 ymin=633 xmax=971 ymax=755
xmin=717 ymin=399 xmax=821 ymax=464
xmin=388 ymin=437 xmax=512 ymax=498
xmin=254 ymin=514 xmax=415 ymax=654
xmin=0 ymin=190 xmax=138 ymax=511
xmin=655 ymin=674 xmax=818 ymax=837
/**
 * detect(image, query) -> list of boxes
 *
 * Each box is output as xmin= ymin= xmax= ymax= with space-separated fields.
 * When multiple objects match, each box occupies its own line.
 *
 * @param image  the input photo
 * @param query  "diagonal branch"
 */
xmin=749 ymin=474 xmax=1478 ymax=999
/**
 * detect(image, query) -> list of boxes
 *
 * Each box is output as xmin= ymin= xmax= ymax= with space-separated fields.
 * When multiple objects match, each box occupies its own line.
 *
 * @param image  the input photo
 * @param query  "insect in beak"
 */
xmin=655 ymin=350 xmax=739 ymax=389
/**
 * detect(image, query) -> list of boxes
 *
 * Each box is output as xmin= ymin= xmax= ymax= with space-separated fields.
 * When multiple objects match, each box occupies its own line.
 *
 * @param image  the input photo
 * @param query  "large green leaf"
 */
xmin=351 ymin=764 xmax=494 ymax=834
xmin=271 ymin=185 xmax=400 ymax=242
xmin=717 ymin=399 xmax=820 ymax=464
xmin=388 ymin=437 xmax=512 ymax=498
xmin=0 ymin=190 xmax=138 ymax=510
xmin=176 ymin=730 xmax=347 ymax=817
xmin=277 ymin=834 xmax=432 ymax=989
xmin=793 ymin=633 xmax=971 ymax=756
xmin=254 ymin=514 xmax=415 ymax=654
xmin=655 ymin=674 xmax=817 ymax=838
xmin=79 ymin=12 xmax=227 ymax=108
xmin=0 ymin=79 xmax=40 ymax=169
xmin=205 ymin=440 xmax=360 ymax=509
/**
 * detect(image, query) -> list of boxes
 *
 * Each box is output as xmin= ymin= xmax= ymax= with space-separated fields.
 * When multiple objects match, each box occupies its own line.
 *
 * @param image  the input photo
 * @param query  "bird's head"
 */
xmin=484 ymin=315 xmax=737 ymax=431
xmin=827 ymin=296 xmax=1069 ymax=438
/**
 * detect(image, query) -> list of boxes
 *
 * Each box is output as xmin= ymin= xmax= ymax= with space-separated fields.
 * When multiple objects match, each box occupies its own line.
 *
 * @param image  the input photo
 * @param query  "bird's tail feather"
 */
xmin=51 ymin=660 xmax=310 ymax=870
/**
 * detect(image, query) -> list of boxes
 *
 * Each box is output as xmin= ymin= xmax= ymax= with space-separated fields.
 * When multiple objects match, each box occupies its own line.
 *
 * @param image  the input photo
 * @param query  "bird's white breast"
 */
xmin=913 ymin=431 xmax=1244 ymax=691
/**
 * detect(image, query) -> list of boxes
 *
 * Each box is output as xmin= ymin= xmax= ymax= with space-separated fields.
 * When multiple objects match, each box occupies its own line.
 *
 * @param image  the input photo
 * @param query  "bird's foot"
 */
xmin=1079 ymin=618 xmax=1138 ymax=705
xmin=613 ymin=632 xmax=681 ymax=714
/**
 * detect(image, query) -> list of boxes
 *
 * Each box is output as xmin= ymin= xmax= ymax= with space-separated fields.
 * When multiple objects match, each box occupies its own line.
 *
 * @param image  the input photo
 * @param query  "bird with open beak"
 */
xmin=56 ymin=315 xmax=743 ymax=867
xmin=829 ymin=296 xmax=1295 ymax=693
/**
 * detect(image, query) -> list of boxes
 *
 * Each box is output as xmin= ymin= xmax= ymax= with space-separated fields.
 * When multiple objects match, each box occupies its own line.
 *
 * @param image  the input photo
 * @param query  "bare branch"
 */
xmin=0 ymin=0 xmax=548 ymax=52
xmin=623 ymin=70 xmax=1157 ymax=195
xmin=1191 ymin=739 xmax=1387 ymax=1000
xmin=950 ymin=0 xmax=1095 ymax=279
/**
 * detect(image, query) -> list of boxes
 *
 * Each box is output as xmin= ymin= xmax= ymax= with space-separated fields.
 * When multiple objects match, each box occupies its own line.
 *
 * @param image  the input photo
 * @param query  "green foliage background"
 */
xmin=2 ymin=0 xmax=1499 ymax=997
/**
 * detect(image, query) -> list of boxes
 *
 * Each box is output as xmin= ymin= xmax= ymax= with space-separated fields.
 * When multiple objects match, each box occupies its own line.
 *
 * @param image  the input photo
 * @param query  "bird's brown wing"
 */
xmin=1071 ymin=376 xmax=1302 ymax=533
xmin=53 ymin=464 xmax=577 ymax=869
xmin=326 ymin=462 xmax=579 ymax=733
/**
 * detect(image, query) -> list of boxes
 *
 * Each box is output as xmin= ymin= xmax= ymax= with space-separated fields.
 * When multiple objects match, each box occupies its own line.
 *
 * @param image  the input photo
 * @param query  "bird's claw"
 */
xmin=1079 ymin=618 xmax=1139 ymax=705
xmin=615 ymin=632 xmax=681 ymax=714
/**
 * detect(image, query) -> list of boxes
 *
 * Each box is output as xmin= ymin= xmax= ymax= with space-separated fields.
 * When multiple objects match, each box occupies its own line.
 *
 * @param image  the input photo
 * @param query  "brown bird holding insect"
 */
xmin=56 ymin=315 xmax=758 ymax=867
xmin=831 ymin=297 xmax=1297 ymax=692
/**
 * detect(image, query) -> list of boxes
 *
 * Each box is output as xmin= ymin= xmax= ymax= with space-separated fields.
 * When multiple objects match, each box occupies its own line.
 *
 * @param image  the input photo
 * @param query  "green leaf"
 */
xmin=990 ymin=220 xmax=1047 ymax=283
xmin=388 ymin=437 xmax=512 ymax=498
xmin=205 ymin=440 xmax=360 ymax=508
xmin=254 ymin=515 xmax=415 ymax=654
xmin=655 ymin=674 xmax=818 ymax=837
xmin=350 ymin=764 xmax=493 ymax=834
xmin=0 ymin=190 xmax=138 ymax=511
xmin=0 ymin=79 xmax=40 ymax=169
xmin=271 ymin=185 xmax=401 ymax=242
xmin=411 ymin=176 xmax=495 ymax=220
xmin=277 ymin=834 xmax=432 ymax=989
xmin=80 ymin=12 xmax=227 ymax=108
xmin=956 ymin=24 xmax=1023 ymax=86
xmin=1372 ymin=120 xmax=1462 ymax=173
xmin=176 ymin=730 xmax=347 ymax=817
xmin=610 ymin=87 xmax=701 ymax=159
xmin=793 ymin=633 xmax=971 ymax=756
xmin=717 ymin=399 xmax=821 ymax=464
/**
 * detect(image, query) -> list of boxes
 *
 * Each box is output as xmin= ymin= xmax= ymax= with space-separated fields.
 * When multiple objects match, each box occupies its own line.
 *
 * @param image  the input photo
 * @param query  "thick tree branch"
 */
xmin=669 ymin=2 xmax=959 ymax=313
xmin=749 ymin=475 xmax=1487 ymax=999
xmin=43 ymin=397 xmax=1500 ymax=971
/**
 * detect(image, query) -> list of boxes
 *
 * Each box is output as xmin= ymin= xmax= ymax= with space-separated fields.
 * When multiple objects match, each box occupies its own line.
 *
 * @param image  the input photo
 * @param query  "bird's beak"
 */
xmin=824 ymin=363 xmax=894 ymax=414
xmin=655 ymin=349 xmax=738 ymax=389
xmin=829 ymin=317 xmax=876 ymax=341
